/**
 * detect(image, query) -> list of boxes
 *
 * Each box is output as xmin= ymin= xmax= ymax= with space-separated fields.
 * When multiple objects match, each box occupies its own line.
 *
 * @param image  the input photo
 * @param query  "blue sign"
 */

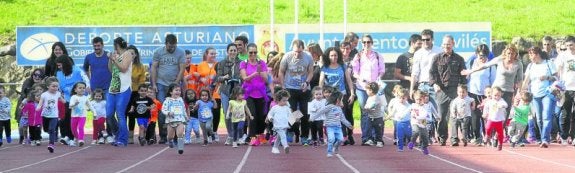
xmin=16 ymin=25 xmax=254 ymax=65
xmin=285 ymin=31 xmax=491 ymax=54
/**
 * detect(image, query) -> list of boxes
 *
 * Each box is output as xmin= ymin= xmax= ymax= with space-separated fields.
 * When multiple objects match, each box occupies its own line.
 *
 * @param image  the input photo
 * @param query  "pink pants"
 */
xmin=93 ymin=117 xmax=106 ymax=140
xmin=485 ymin=120 xmax=503 ymax=145
xmin=71 ymin=117 xmax=86 ymax=141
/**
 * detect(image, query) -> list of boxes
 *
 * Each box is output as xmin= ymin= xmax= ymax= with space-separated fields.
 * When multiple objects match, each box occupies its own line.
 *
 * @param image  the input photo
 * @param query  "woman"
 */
xmin=196 ymin=47 xmax=221 ymax=142
xmin=460 ymin=44 xmax=496 ymax=145
xmin=16 ymin=68 xmax=45 ymax=144
xmin=106 ymin=37 xmax=134 ymax=147
xmin=351 ymin=34 xmax=385 ymax=146
xmin=216 ymin=43 xmax=242 ymax=145
xmin=126 ymin=45 xmax=146 ymax=144
xmin=56 ymin=55 xmax=91 ymax=146
xmin=240 ymin=43 xmax=268 ymax=145
xmin=522 ymin=46 xmax=557 ymax=148
xmin=44 ymin=42 xmax=73 ymax=77
xmin=307 ymin=43 xmax=323 ymax=90
xmin=318 ymin=47 xmax=355 ymax=145
xmin=266 ymin=51 xmax=278 ymax=63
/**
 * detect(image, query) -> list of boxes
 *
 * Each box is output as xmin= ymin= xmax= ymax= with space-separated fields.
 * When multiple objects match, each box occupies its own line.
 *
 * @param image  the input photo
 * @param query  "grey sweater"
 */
xmin=312 ymin=104 xmax=352 ymax=128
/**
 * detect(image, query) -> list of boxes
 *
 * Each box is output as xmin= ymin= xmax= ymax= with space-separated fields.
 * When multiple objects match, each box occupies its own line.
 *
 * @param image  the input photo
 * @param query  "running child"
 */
xmin=69 ymin=82 xmax=91 ymax=147
xmin=363 ymin=82 xmax=385 ymax=147
xmin=387 ymin=84 xmax=405 ymax=146
xmin=161 ymin=84 xmax=188 ymax=154
xmin=194 ymin=89 xmax=218 ymax=147
xmin=408 ymin=90 xmax=432 ymax=155
xmin=184 ymin=89 xmax=200 ymax=144
xmin=89 ymin=88 xmax=107 ymax=145
xmin=0 ymin=86 xmax=13 ymax=146
xmin=37 ymin=77 xmax=64 ymax=153
xmin=22 ymin=91 xmax=43 ymax=146
xmin=267 ymin=90 xmax=292 ymax=154
xmin=448 ymin=85 xmax=476 ymax=147
xmin=226 ymin=87 xmax=253 ymax=148
xmin=508 ymin=92 xmax=532 ymax=148
xmin=313 ymin=92 xmax=353 ymax=157
xmin=388 ymin=89 xmax=411 ymax=151
xmin=308 ymin=86 xmax=327 ymax=147
xmin=482 ymin=87 xmax=508 ymax=151
xmin=146 ymin=87 xmax=161 ymax=145
xmin=128 ymin=84 xmax=154 ymax=146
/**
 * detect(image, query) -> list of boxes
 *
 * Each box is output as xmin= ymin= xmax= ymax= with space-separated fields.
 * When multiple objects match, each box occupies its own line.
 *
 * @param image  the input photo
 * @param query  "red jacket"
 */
xmin=21 ymin=101 xmax=42 ymax=126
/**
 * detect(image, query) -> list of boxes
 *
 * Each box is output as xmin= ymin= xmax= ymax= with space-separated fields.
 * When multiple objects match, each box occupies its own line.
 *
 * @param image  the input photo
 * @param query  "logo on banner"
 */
xmin=19 ymin=33 xmax=59 ymax=61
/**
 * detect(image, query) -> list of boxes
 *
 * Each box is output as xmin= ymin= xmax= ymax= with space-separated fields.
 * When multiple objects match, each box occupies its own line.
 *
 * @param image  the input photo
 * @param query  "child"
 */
xmin=226 ymin=87 xmax=253 ymax=148
xmin=313 ymin=92 xmax=353 ymax=157
xmin=387 ymin=84 xmax=404 ymax=146
xmin=184 ymin=89 xmax=200 ymax=144
xmin=161 ymin=84 xmax=188 ymax=154
xmin=423 ymin=92 xmax=439 ymax=145
xmin=388 ymin=89 xmax=411 ymax=151
xmin=37 ymin=77 xmax=64 ymax=153
xmin=509 ymin=92 xmax=533 ymax=148
xmin=363 ymin=82 xmax=385 ymax=147
xmin=69 ymin=82 xmax=91 ymax=147
xmin=482 ymin=87 xmax=508 ymax=151
xmin=477 ymin=87 xmax=492 ymax=146
xmin=22 ymin=91 xmax=43 ymax=146
xmin=448 ymin=85 xmax=476 ymax=147
xmin=266 ymin=90 xmax=292 ymax=154
xmin=194 ymin=89 xmax=218 ymax=147
xmin=408 ymin=90 xmax=432 ymax=155
xmin=128 ymin=84 xmax=154 ymax=146
xmin=89 ymin=88 xmax=107 ymax=145
xmin=0 ymin=86 xmax=12 ymax=146
xmin=308 ymin=86 xmax=327 ymax=147
xmin=146 ymin=87 xmax=161 ymax=145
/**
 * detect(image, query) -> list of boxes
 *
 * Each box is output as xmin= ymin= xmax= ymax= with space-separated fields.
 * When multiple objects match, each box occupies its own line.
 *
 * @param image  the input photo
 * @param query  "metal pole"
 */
xmin=294 ymin=0 xmax=299 ymax=39
xmin=343 ymin=0 xmax=347 ymax=36
xmin=320 ymin=0 xmax=324 ymax=49
xmin=270 ymin=0 xmax=275 ymax=51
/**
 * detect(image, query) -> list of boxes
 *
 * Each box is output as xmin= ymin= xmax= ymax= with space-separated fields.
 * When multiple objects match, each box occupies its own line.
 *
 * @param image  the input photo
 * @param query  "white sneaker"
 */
xmin=240 ymin=134 xmax=247 ymax=142
xmin=560 ymin=138 xmax=568 ymax=146
xmin=195 ymin=138 xmax=202 ymax=144
xmin=327 ymin=154 xmax=333 ymax=157
xmin=364 ymin=140 xmax=374 ymax=146
xmin=376 ymin=142 xmax=384 ymax=148
xmin=185 ymin=139 xmax=191 ymax=145
xmin=91 ymin=141 xmax=97 ymax=145
xmin=97 ymin=137 xmax=105 ymax=144
xmin=68 ymin=140 xmax=76 ymax=147
xmin=60 ymin=136 xmax=70 ymax=145
xmin=271 ymin=147 xmax=280 ymax=154
xmin=106 ymin=136 xmax=115 ymax=144
xmin=214 ymin=133 xmax=220 ymax=142
xmin=224 ymin=137 xmax=232 ymax=145
xmin=232 ymin=142 xmax=238 ymax=148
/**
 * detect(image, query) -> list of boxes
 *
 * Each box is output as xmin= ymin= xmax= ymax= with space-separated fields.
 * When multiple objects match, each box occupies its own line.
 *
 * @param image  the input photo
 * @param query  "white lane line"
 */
xmin=116 ymin=147 xmax=169 ymax=173
xmin=0 ymin=145 xmax=23 ymax=150
xmin=2 ymin=146 xmax=91 ymax=173
xmin=382 ymin=136 xmax=482 ymax=173
xmin=503 ymin=149 xmax=575 ymax=169
xmin=335 ymin=154 xmax=360 ymax=173
xmin=233 ymin=145 xmax=252 ymax=173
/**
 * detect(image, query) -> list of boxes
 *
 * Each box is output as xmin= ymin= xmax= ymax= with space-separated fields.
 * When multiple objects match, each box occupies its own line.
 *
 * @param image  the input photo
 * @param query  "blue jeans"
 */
xmin=106 ymin=89 xmax=131 ymax=145
xmin=47 ymin=118 xmax=58 ymax=145
xmin=356 ymin=89 xmax=372 ymax=142
xmin=396 ymin=121 xmax=411 ymax=149
xmin=185 ymin=117 xmax=200 ymax=141
xmin=326 ymin=126 xmax=344 ymax=154
xmin=220 ymin=93 xmax=233 ymax=136
xmin=528 ymin=118 xmax=537 ymax=141
xmin=531 ymin=93 xmax=556 ymax=143
xmin=156 ymin=83 xmax=169 ymax=141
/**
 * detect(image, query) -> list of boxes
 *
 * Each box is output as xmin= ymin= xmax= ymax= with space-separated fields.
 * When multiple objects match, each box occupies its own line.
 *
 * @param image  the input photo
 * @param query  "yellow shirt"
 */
xmin=131 ymin=64 xmax=147 ymax=90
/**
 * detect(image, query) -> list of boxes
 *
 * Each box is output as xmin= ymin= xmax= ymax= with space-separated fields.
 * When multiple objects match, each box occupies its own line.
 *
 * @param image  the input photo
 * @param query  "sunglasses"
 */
xmin=33 ymin=73 xmax=44 ymax=78
xmin=249 ymin=51 xmax=258 ymax=55
xmin=422 ymin=39 xmax=431 ymax=42
xmin=362 ymin=41 xmax=372 ymax=44
xmin=478 ymin=54 xmax=487 ymax=58
xmin=560 ymin=48 xmax=567 ymax=51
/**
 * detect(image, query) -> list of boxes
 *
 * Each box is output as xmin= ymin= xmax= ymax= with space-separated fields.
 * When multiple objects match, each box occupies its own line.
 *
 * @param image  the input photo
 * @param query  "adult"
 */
xmin=429 ymin=35 xmax=467 ymax=146
xmin=554 ymin=36 xmax=575 ymax=145
xmin=127 ymin=45 xmax=146 ymax=144
xmin=307 ymin=43 xmax=323 ymax=91
xmin=15 ymin=68 xmax=45 ymax=144
xmin=351 ymin=34 xmax=385 ymax=146
xmin=44 ymin=42 xmax=73 ymax=77
xmin=521 ymin=46 xmax=558 ymax=148
xmin=318 ymin=47 xmax=355 ymax=145
xmin=344 ymin=32 xmax=360 ymax=59
xmin=240 ymin=43 xmax=269 ymax=144
xmin=394 ymin=34 xmax=422 ymax=89
xmin=151 ymin=34 xmax=186 ymax=144
xmin=410 ymin=29 xmax=442 ymax=103
xmin=106 ymin=37 xmax=135 ymax=147
xmin=459 ymin=44 xmax=496 ymax=145
xmin=542 ymin=36 xmax=558 ymax=61
xmin=556 ymin=40 xmax=567 ymax=54
xmin=183 ymin=50 xmax=199 ymax=95
xmin=216 ymin=43 xmax=242 ymax=145
xmin=266 ymin=51 xmax=278 ymax=63
xmin=196 ymin=47 xmax=221 ymax=142
xmin=339 ymin=42 xmax=356 ymax=145
xmin=56 ymin=55 xmax=91 ymax=146
xmin=83 ymin=37 xmax=111 ymax=94
xmin=235 ymin=35 xmax=249 ymax=61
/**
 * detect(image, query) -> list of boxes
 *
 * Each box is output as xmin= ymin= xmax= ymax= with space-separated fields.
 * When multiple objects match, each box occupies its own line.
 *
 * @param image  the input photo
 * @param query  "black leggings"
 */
xmin=212 ymin=99 xmax=222 ymax=133
xmin=0 ymin=120 xmax=11 ymax=140
xmin=247 ymin=97 xmax=267 ymax=138
xmin=310 ymin=120 xmax=324 ymax=141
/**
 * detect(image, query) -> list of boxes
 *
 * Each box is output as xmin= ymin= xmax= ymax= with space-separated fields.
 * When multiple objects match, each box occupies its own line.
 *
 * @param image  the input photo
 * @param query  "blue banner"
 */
xmin=16 ymin=25 xmax=254 ymax=65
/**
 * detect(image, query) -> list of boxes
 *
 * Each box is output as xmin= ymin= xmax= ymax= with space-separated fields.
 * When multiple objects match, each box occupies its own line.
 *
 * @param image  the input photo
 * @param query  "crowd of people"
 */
xmin=0 ymin=29 xmax=574 ymax=157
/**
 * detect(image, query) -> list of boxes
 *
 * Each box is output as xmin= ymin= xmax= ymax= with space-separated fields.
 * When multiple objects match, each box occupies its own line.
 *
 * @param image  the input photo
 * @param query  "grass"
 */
xmin=1 ymin=0 xmax=574 ymax=46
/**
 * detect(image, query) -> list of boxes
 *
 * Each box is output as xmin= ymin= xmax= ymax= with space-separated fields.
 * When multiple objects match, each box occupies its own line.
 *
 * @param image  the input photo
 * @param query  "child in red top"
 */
xmin=22 ymin=91 xmax=43 ymax=146
xmin=146 ymin=87 xmax=161 ymax=145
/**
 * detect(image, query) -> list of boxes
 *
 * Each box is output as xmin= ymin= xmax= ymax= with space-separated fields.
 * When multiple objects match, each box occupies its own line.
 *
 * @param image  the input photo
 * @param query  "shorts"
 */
xmin=19 ymin=118 xmax=29 ymax=127
xmin=137 ymin=118 xmax=149 ymax=128
xmin=169 ymin=122 xmax=184 ymax=128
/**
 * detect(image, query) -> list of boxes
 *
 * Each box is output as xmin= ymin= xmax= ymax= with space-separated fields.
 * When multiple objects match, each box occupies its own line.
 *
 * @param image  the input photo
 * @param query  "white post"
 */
xmin=343 ymin=0 xmax=347 ymax=36
xmin=319 ymin=0 xmax=324 ymax=49
xmin=270 ymin=0 xmax=275 ymax=51
xmin=294 ymin=0 xmax=299 ymax=39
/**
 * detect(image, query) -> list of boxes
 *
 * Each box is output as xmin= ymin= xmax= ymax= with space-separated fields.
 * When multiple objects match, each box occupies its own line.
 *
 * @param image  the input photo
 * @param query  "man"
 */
xmin=278 ymin=39 xmax=314 ymax=145
xmin=429 ymin=35 xmax=467 ymax=146
xmin=340 ymin=42 xmax=356 ymax=145
xmin=395 ymin=34 xmax=422 ymax=89
xmin=83 ymin=37 xmax=114 ymax=143
xmin=344 ymin=32 xmax=359 ymax=59
xmin=151 ymin=34 xmax=186 ymax=144
xmin=235 ymin=35 xmax=249 ymax=61
xmin=542 ymin=36 xmax=558 ymax=61
xmin=556 ymin=36 xmax=575 ymax=146
xmin=410 ymin=29 xmax=442 ymax=103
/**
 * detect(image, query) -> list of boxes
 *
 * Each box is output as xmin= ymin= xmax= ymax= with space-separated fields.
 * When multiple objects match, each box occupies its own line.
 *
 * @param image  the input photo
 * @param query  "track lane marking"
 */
xmin=336 ymin=154 xmax=360 ymax=173
xmin=116 ymin=147 xmax=169 ymax=173
xmin=503 ymin=149 xmax=575 ymax=169
xmin=233 ymin=145 xmax=252 ymax=173
xmin=2 ymin=146 xmax=91 ymax=173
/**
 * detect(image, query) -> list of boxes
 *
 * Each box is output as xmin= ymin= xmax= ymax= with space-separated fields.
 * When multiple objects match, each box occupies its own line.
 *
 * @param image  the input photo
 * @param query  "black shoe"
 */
xmin=451 ymin=143 xmax=459 ymax=147
xmin=295 ymin=135 xmax=300 ymax=144
xmin=511 ymin=142 xmax=516 ymax=148
xmin=178 ymin=150 xmax=184 ymax=154
xmin=440 ymin=142 xmax=446 ymax=146
xmin=158 ymin=139 xmax=167 ymax=144
xmin=463 ymin=141 xmax=468 ymax=147
xmin=349 ymin=138 xmax=355 ymax=145
xmin=342 ymin=140 xmax=350 ymax=146
xmin=139 ymin=138 xmax=146 ymax=146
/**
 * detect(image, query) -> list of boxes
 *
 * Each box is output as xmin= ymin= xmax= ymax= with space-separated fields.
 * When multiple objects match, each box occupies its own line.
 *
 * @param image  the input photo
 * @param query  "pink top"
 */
xmin=240 ymin=60 xmax=268 ymax=99
xmin=351 ymin=50 xmax=385 ymax=90
xmin=22 ymin=101 xmax=42 ymax=126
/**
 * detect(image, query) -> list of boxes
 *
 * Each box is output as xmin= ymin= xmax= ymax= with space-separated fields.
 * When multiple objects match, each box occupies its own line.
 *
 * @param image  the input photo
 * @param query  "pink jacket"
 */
xmin=22 ymin=101 xmax=42 ymax=126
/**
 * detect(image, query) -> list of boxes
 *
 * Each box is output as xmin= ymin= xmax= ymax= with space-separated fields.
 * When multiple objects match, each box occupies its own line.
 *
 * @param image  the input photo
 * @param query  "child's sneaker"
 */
xmin=224 ymin=137 xmax=232 ymax=145
xmin=397 ymin=148 xmax=404 ymax=152
xmin=177 ymin=138 xmax=184 ymax=154
xmin=271 ymin=147 xmax=280 ymax=154
xmin=376 ymin=142 xmax=384 ymax=148
xmin=139 ymin=137 xmax=146 ymax=146
xmin=284 ymin=146 xmax=290 ymax=154
xmin=97 ymin=137 xmax=105 ymax=144
xmin=511 ymin=142 xmax=516 ymax=148
xmin=6 ymin=137 xmax=12 ymax=143
xmin=498 ymin=145 xmax=503 ymax=151
xmin=47 ymin=144 xmax=54 ymax=153
xmin=269 ymin=135 xmax=276 ymax=146
xmin=334 ymin=141 xmax=340 ymax=154
xmin=169 ymin=141 xmax=175 ymax=148
xmin=35 ymin=140 xmax=41 ymax=146
xmin=91 ymin=141 xmax=97 ymax=145
xmin=258 ymin=135 xmax=268 ymax=145
xmin=249 ymin=137 xmax=260 ymax=146
xmin=422 ymin=147 xmax=429 ymax=155
xmin=68 ymin=140 xmax=76 ymax=147
xmin=106 ymin=136 xmax=115 ymax=144
xmin=78 ymin=140 xmax=85 ymax=147
xmin=363 ymin=140 xmax=374 ymax=146
xmin=202 ymin=140 xmax=208 ymax=147
xmin=327 ymin=153 xmax=333 ymax=157
xmin=60 ymin=136 xmax=69 ymax=145
xmin=184 ymin=139 xmax=191 ymax=145
xmin=408 ymin=142 xmax=414 ymax=150
xmin=232 ymin=142 xmax=238 ymax=148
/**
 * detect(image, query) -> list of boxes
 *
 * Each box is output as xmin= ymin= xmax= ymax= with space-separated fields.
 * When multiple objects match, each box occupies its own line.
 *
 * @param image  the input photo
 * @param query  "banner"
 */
xmin=16 ymin=25 xmax=254 ymax=65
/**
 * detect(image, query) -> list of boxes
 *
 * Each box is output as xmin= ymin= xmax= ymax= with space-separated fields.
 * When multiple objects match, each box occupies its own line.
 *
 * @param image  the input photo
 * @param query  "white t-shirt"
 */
xmin=41 ymin=91 xmax=61 ymax=118
xmin=308 ymin=99 xmax=327 ymax=121
xmin=525 ymin=60 xmax=557 ymax=98
xmin=267 ymin=105 xmax=291 ymax=130
xmin=69 ymin=95 xmax=90 ymax=117
xmin=556 ymin=52 xmax=575 ymax=91
xmin=411 ymin=47 xmax=442 ymax=83
xmin=90 ymin=100 xmax=107 ymax=119
xmin=483 ymin=98 xmax=508 ymax=122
